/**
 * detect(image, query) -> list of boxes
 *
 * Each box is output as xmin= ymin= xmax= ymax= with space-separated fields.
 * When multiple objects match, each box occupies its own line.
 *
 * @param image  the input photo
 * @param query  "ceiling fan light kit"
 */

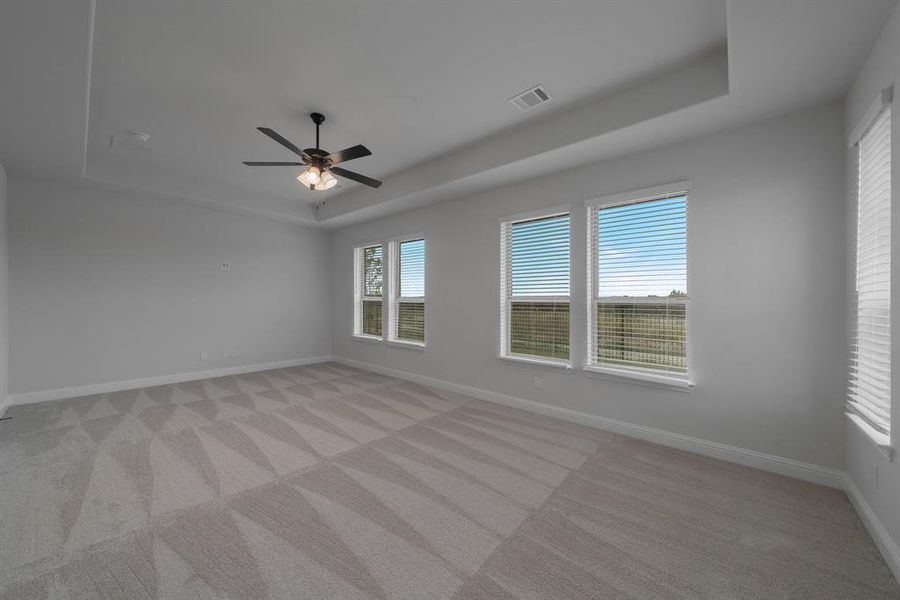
xmin=315 ymin=170 xmax=338 ymax=190
xmin=243 ymin=112 xmax=382 ymax=192
xmin=297 ymin=165 xmax=320 ymax=186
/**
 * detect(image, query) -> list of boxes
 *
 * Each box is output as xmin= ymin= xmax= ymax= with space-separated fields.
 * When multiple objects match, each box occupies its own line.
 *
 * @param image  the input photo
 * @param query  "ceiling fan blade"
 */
xmin=331 ymin=167 xmax=383 ymax=188
xmin=242 ymin=161 xmax=305 ymax=166
xmin=326 ymin=144 xmax=372 ymax=165
xmin=256 ymin=127 xmax=308 ymax=158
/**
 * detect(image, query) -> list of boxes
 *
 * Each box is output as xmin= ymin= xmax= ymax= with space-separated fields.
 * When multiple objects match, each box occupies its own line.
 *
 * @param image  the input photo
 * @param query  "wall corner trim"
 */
xmin=332 ymin=355 xmax=846 ymax=489
xmin=844 ymin=475 xmax=900 ymax=585
xmin=3 ymin=355 xmax=334 ymax=412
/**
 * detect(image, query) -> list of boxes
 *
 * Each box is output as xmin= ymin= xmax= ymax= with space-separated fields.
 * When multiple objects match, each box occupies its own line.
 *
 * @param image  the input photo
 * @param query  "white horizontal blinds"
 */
xmin=361 ymin=244 xmax=383 ymax=337
xmin=591 ymin=193 xmax=688 ymax=377
xmin=399 ymin=239 xmax=425 ymax=297
xmin=504 ymin=213 xmax=570 ymax=360
xmin=849 ymin=106 xmax=891 ymax=435
xmin=396 ymin=239 xmax=425 ymax=343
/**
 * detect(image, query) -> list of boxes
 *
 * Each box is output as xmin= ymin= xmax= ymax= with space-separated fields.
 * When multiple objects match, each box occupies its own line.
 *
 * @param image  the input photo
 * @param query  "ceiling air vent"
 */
xmin=509 ymin=84 xmax=552 ymax=111
xmin=109 ymin=129 xmax=152 ymax=155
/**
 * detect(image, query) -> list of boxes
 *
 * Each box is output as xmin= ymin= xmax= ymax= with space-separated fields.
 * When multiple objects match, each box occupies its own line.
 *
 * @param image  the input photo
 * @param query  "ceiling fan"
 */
xmin=243 ymin=112 xmax=382 ymax=191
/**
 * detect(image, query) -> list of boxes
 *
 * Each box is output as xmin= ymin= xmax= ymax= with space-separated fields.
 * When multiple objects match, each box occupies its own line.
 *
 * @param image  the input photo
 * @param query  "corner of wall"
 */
xmin=0 ymin=161 xmax=9 ymax=415
xmin=844 ymin=0 xmax=900 ymax=585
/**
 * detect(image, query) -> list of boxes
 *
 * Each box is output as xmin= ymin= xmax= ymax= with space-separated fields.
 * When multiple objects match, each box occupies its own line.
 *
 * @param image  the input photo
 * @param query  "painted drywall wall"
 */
xmin=846 ymin=0 xmax=900 ymax=570
xmin=331 ymin=102 xmax=847 ymax=469
xmin=0 ymin=163 xmax=8 ymax=411
xmin=8 ymin=177 xmax=332 ymax=395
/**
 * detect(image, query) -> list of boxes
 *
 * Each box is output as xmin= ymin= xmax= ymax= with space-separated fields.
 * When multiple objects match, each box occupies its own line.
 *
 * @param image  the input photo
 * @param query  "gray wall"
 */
xmin=0 ymin=163 xmax=8 ymax=410
xmin=846 ymin=0 xmax=900 ymax=566
xmin=331 ymin=102 xmax=848 ymax=469
xmin=8 ymin=177 xmax=332 ymax=394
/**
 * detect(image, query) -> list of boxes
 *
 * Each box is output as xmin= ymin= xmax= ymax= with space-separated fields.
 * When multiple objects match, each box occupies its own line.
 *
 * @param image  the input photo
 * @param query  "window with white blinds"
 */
xmin=587 ymin=189 xmax=689 ymax=383
xmin=354 ymin=244 xmax=384 ymax=338
xmin=500 ymin=211 xmax=570 ymax=363
xmin=849 ymin=105 xmax=891 ymax=439
xmin=389 ymin=238 xmax=426 ymax=344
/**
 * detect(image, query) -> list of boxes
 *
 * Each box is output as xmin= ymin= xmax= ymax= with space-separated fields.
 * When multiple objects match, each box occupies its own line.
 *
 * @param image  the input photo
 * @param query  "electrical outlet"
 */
xmin=221 ymin=261 xmax=231 ymax=271
xmin=532 ymin=375 xmax=543 ymax=389
xmin=228 ymin=349 xmax=237 ymax=359
xmin=199 ymin=352 xmax=208 ymax=361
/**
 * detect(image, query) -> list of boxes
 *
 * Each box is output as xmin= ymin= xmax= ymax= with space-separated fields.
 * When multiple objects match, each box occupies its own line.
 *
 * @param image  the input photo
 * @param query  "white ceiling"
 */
xmin=1 ymin=0 xmax=896 ymax=227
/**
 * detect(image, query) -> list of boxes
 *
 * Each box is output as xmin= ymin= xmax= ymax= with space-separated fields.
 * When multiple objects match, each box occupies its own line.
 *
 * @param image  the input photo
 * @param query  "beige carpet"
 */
xmin=0 ymin=361 xmax=897 ymax=599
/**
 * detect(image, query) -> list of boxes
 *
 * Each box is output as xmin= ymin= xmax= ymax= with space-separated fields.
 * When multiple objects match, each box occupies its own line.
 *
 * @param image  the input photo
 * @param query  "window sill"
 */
xmin=352 ymin=334 xmax=383 ymax=344
xmin=583 ymin=365 xmax=694 ymax=392
xmin=847 ymin=412 xmax=894 ymax=462
xmin=498 ymin=354 xmax=573 ymax=371
xmin=386 ymin=340 xmax=426 ymax=351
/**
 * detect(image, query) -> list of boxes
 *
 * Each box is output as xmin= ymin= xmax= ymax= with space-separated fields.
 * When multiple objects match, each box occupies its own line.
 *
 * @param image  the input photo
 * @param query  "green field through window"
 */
xmin=596 ymin=302 xmax=686 ymax=372
xmin=362 ymin=300 xmax=382 ymax=336
xmin=397 ymin=302 xmax=425 ymax=343
xmin=509 ymin=302 xmax=569 ymax=360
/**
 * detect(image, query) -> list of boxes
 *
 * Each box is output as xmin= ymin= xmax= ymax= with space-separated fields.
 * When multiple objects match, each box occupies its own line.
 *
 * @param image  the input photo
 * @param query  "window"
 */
xmin=587 ymin=186 xmax=690 ymax=385
xmin=354 ymin=244 xmax=384 ymax=338
xmin=500 ymin=211 xmax=571 ymax=364
xmin=389 ymin=238 xmax=426 ymax=344
xmin=849 ymin=102 xmax=891 ymax=443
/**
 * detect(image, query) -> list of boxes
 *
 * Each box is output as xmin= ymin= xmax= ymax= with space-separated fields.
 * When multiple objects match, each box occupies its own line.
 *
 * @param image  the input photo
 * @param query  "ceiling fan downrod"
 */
xmin=310 ymin=112 xmax=325 ymax=150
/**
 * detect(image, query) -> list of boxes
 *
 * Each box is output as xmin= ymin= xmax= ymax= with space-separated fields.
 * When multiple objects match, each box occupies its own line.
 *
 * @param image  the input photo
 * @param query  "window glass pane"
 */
xmin=511 ymin=214 xmax=570 ymax=297
xmin=397 ymin=302 xmax=425 ymax=342
xmin=504 ymin=213 xmax=570 ymax=361
xmin=597 ymin=196 xmax=686 ymax=298
xmin=399 ymin=239 xmax=425 ymax=297
xmin=592 ymin=194 xmax=688 ymax=377
xmin=363 ymin=246 xmax=383 ymax=297
xmin=362 ymin=300 xmax=382 ymax=336
xmin=510 ymin=301 xmax=569 ymax=359
xmin=596 ymin=302 xmax=686 ymax=372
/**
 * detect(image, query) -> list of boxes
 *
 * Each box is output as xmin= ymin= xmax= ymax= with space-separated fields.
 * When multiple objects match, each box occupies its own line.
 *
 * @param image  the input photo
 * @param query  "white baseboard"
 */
xmin=333 ymin=356 xmax=846 ymax=489
xmin=4 ymin=355 xmax=334 ymax=410
xmin=844 ymin=475 xmax=900 ymax=584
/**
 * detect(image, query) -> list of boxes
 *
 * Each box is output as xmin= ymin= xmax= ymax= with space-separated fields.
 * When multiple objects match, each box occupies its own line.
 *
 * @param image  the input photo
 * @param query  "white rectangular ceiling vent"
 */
xmin=509 ymin=85 xmax=552 ymax=111
xmin=109 ymin=134 xmax=152 ymax=155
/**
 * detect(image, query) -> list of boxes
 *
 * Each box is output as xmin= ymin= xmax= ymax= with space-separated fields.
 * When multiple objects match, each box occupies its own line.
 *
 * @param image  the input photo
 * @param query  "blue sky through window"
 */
xmin=399 ymin=238 xmax=425 ymax=297
xmin=597 ymin=195 xmax=687 ymax=298
xmin=510 ymin=214 xmax=570 ymax=296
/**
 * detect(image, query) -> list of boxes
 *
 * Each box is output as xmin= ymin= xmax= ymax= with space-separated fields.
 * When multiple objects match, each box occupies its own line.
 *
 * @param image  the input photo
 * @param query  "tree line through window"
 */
xmin=361 ymin=245 xmax=383 ymax=337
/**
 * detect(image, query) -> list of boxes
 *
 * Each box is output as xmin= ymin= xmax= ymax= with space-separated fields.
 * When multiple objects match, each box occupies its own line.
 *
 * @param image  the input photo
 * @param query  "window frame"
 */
xmin=388 ymin=234 xmax=427 ymax=348
xmin=846 ymin=86 xmax=894 ymax=459
xmin=499 ymin=206 xmax=573 ymax=368
xmin=353 ymin=242 xmax=386 ymax=342
xmin=584 ymin=182 xmax=694 ymax=389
